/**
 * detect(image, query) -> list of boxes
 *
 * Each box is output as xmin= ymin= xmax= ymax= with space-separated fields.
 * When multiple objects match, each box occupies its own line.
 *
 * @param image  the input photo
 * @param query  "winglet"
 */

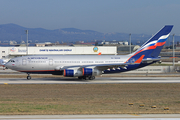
xmin=134 ymin=55 xmax=145 ymax=63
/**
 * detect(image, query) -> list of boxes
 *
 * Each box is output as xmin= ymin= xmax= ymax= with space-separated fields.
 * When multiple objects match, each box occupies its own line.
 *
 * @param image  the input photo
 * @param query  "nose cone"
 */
xmin=4 ymin=62 xmax=10 ymax=69
xmin=5 ymin=62 xmax=15 ymax=70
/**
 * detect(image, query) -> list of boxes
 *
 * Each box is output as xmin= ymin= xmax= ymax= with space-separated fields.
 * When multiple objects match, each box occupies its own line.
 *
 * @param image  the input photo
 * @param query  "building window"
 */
xmin=2 ymin=56 xmax=5 ymax=58
xmin=2 ymin=51 xmax=5 ymax=53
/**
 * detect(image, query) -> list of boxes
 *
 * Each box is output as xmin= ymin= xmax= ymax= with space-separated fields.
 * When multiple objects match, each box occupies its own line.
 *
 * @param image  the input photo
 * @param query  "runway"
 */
xmin=0 ymin=76 xmax=180 ymax=84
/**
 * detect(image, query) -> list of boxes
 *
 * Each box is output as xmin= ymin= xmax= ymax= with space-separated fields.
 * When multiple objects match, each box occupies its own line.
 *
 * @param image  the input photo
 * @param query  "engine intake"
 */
xmin=63 ymin=69 xmax=83 ymax=77
xmin=83 ymin=68 xmax=102 ymax=76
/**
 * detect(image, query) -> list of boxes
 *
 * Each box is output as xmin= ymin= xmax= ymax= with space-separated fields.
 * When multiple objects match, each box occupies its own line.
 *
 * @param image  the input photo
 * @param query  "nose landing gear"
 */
xmin=27 ymin=74 xmax=31 ymax=80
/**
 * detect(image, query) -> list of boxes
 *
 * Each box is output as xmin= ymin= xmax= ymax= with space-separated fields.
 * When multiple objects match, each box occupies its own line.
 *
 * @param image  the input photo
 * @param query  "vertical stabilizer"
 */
xmin=126 ymin=25 xmax=173 ymax=63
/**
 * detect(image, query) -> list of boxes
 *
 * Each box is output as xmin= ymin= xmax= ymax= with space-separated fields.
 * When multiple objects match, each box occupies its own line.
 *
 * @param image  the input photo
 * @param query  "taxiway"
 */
xmin=0 ymin=76 xmax=180 ymax=84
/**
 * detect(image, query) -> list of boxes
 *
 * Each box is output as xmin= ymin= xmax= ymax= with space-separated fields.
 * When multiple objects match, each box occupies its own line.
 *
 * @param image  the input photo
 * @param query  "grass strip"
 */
xmin=0 ymin=84 xmax=180 ymax=114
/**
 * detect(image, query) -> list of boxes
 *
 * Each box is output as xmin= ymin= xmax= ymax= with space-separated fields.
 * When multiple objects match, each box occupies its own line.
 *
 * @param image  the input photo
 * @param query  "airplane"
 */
xmin=0 ymin=59 xmax=5 ymax=66
xmin=4 ymin=25 xmax=173 ymax=80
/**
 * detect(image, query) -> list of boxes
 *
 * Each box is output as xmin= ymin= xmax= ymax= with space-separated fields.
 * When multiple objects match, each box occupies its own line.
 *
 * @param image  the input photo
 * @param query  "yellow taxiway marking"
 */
xmin=130 ymin=114 xmax=140 ymax=116
xmin=4 ymin=83 xmax=8 ymax=85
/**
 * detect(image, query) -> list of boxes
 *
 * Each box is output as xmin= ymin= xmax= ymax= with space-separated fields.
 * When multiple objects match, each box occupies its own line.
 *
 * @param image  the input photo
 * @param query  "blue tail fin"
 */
xmin=126 ymin=25 xmax=173 ymax=63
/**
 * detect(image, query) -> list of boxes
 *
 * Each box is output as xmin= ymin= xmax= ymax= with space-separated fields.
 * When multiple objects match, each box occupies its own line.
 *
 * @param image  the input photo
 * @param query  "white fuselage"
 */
xmin=5 ymin=55 xmax=131 ymax=72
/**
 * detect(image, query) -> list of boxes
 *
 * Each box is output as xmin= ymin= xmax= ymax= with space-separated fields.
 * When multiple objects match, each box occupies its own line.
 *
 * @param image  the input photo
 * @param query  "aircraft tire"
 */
xmin=84 ymin=76 xmax=89 ymax=80
xmin=89 ymin=76 xmax=95 ymax=80
xmin=89 ymin=76 xmax=93 ymax=80
xmin=27 ymin=76 xmax=31 ymax=80
xmin=78 ymin=76 xmax=83 ymax=79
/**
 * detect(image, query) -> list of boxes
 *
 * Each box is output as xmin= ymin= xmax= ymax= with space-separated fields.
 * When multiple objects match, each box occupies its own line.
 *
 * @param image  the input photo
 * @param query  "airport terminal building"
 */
xmin=0 ymin=46 xmax=117 ymax=60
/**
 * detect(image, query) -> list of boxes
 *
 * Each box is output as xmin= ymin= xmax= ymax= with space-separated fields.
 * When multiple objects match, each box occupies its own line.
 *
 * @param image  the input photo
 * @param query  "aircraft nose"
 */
xmin=4 ymin=62 xmax=11 ymax=69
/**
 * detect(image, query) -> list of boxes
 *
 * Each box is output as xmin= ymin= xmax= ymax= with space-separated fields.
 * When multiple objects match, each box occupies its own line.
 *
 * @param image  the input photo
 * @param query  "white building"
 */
xmin=0 ymin=46 xmax=117 ymax=60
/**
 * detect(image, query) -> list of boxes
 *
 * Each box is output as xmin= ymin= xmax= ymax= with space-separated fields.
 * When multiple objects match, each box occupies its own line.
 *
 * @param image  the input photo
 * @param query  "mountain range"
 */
xmin=0 ymin=23 xmax=177 ymax=45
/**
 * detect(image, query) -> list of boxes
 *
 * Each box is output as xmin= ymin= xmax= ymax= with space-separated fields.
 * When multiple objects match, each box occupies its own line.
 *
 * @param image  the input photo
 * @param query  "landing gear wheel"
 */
xmin=84 ymin=76 xmax=89 ymax=80
xmin=81 ymin=76 xmax=95 ymax=80
xmin=78 ymin=76 xmax=83 ymax=79
xmin=89 ymin=76 xmax=93 ymax=80
xmin=89 ymin=76 xmax=95 ymax=80
xmin=27 ymin=76 xmax=31 ymax=80
xmin=27 ymin=74 xmax=31 ymax=80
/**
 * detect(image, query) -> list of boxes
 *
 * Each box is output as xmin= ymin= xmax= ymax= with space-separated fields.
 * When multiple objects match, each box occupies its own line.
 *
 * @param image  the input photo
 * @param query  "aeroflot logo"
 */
xmin=93 ymin=47 xmax=98 ymax=52
xmin=10 ymin=48 xmax=16 ymax=52
xmin=28 ymin=57 xmax=48 ymax=59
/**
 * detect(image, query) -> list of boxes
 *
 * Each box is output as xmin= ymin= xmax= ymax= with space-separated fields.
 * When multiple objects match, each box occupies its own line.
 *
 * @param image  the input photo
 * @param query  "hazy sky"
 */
xmin=0 ymin=0 xmax=180 ymax=35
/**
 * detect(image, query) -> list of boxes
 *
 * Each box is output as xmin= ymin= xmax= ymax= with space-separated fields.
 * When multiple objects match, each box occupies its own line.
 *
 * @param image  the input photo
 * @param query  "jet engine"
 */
xmin=63 ymin=67 xmax=102 ymax=77
xmin=82 ymin=68 xmax=102 ymax=76
xmin=63 ymin=68 xmax=83 ymax=77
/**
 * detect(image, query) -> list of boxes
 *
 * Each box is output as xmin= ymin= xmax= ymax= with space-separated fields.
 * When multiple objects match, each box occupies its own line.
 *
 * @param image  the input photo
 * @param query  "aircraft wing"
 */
xmin=55 ymin=62 xmax=137 ymax=71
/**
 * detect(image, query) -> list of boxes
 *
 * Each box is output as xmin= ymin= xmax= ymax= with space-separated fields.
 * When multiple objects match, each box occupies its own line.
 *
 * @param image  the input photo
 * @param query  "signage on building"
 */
xmin=93 ymin=47 xmax=98 ymax=52
xmin=39 ymin=49 xmax=72 ymax=52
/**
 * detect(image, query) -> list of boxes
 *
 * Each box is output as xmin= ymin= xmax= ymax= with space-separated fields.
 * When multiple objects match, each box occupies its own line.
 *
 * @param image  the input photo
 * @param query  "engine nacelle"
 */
xmin=63 ymin=67 xmax=102 ymax=77
xmin=83 ymin=68 xmax=102 ymax=76
xmin=63 ymin=68 xmax=83 ymax=77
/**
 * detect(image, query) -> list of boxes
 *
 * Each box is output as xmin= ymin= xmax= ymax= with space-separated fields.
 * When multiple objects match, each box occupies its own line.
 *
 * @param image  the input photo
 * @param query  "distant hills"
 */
xmin=0 ymin=23 xmax=177 ymax=46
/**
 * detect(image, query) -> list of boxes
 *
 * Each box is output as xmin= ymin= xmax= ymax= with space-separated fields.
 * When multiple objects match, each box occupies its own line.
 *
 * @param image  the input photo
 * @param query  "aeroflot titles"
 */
xmin=27 ymin=57 xmax=121 ymax=60
xmin=28 ymin=57 xmax=48 ymax=59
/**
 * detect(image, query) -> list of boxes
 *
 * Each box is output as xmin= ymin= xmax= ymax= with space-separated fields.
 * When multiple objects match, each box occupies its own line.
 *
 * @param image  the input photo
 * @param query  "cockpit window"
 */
xmin=9 ymin=60 xmax=15 ymax=62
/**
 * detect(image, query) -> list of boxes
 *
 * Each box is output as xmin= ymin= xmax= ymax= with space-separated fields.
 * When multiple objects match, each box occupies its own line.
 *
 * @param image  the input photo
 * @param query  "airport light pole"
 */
xmin=129 ymin=33 xmax=131 ymax=54
xmin=26 ymin=30 xmax=28 ymax=55
xmin=173 ymin=34 xmax=175 ymax=66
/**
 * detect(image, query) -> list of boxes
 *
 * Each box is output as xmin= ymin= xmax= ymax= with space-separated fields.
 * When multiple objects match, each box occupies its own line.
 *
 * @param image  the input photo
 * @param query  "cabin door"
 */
xmin=49 ymin=59 xmax=53 ymax=66
xmin=22 ymin=59 xmax=27 ymax=66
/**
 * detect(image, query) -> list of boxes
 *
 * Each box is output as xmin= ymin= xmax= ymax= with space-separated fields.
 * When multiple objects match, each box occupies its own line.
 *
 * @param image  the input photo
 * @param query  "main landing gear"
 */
xmin=78 ymin=76 xmax=95 ymax=80
xmin=27 ymin=74 xmax=31 ymax=80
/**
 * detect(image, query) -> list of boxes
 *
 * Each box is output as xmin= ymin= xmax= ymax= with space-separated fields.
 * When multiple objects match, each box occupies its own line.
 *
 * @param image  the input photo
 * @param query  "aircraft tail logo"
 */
xmin=126 ymin=25 xmax=173 ymax=63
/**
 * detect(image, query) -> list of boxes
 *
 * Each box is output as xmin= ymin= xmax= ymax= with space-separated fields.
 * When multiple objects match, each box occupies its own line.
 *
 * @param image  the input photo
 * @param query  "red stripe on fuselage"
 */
xmin=19 ymin=70 xmax=56 ymax=72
